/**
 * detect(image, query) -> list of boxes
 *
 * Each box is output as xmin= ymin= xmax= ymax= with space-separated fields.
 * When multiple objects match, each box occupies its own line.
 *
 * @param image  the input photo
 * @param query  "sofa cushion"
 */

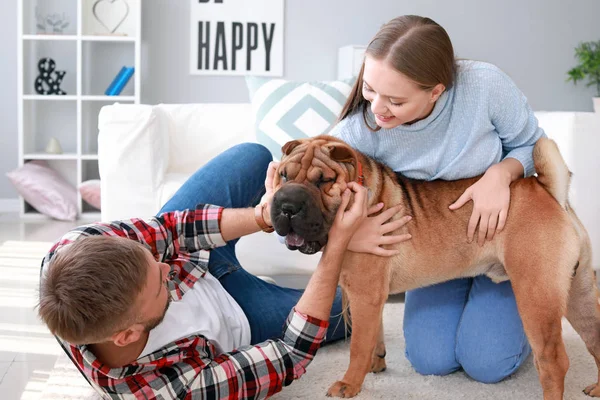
xmin=158 ymin=104 xmax=255 ymax=175
xmin=79 ymin=179 xmax=101 ymax=210
xmin=7 ymin=160 xmax=78 ymax=221
xmin=246 ymin=77 xmax=355 ymax=159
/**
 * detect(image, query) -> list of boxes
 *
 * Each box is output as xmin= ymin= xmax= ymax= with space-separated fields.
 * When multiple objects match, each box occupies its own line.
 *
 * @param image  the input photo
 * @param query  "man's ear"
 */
xmin=110 ymin=324 xmax=144 ymax=347
xmin=282 ymin=140 xmax=301 ymax=156
xmin=327 ymin=144 xmax=355 ymax=163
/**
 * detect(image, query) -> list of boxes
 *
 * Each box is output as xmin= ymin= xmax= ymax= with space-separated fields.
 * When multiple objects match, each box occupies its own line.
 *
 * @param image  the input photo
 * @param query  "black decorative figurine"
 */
xmin=34 ymin=58 xmax=67 ymax=95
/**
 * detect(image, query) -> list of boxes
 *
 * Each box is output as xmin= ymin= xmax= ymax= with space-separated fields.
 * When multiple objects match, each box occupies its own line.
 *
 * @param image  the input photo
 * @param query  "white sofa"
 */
xmin=98 ymin=104 xmax=600 ymax=278
xmin=98 ymin=103 xmax=322 ymax=281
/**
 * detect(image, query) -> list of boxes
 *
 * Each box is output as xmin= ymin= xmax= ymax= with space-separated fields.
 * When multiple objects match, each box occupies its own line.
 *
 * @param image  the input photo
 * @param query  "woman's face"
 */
xmin=361 ymin=56 xmax=445 ymax=129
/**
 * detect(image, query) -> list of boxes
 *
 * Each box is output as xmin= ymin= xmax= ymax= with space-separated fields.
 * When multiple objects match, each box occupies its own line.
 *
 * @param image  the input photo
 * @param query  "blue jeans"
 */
xmin=158 ymin=143 xmax=347 ymax=345
xmin=404 ymin=277 xmax=532 ymax=383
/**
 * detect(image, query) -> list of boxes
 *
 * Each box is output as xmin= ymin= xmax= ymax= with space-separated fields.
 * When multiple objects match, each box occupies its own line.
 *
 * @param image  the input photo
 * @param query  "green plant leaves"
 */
xmin=567 ymin=40 xmax=600 ymax=97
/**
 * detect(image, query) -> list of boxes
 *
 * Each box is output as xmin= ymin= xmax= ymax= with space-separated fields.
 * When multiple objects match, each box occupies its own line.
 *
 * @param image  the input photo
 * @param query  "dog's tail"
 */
xmin=533 ymin=137 xmax=571 ymax=209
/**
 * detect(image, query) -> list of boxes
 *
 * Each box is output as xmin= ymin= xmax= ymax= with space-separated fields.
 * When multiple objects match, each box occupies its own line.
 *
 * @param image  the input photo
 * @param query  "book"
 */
xmin=105 ymin=67 xmax=135 ymax=96
xmin=104 ymin=67 xmax=126 ymax=95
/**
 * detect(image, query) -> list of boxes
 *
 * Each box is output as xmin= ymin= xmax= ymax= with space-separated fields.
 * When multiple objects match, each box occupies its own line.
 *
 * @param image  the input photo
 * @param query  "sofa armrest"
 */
xmin=98 ymin=104 xmax=171 ymax=221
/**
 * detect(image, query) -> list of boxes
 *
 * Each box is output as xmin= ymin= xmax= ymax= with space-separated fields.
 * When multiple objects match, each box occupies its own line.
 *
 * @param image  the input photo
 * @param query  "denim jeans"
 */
xmin=404 ymin=277 xmax=532 ymax=383
xmin=158 ymin=143 xmax=347 ymax=345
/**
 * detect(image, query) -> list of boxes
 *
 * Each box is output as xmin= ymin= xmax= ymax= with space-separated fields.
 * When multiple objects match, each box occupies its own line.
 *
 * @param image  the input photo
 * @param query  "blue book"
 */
xmin=105 ymin=67 xmax=134 ymax=96
xmin=105 ymin=67 xmax=126 ymax=95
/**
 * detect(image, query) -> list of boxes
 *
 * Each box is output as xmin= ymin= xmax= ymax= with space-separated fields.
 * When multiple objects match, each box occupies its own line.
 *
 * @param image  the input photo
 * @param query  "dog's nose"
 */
xmin=281 ymin=202 xmax=299 ymax=218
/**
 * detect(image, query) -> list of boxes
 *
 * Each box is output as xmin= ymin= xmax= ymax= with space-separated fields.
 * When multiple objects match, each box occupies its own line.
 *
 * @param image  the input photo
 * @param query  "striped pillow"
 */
xmin=246 ymin=76 xmax=355 ymax=160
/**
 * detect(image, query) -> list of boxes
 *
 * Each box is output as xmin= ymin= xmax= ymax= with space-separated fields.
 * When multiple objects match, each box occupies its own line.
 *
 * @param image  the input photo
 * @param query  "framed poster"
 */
xmin=190 ymin=0 xmax=284 ymax=76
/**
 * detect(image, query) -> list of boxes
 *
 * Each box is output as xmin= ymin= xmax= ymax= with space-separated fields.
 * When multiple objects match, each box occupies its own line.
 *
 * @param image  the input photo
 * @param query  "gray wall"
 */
xmin=2 ymin=0 xmax=600 ymax=200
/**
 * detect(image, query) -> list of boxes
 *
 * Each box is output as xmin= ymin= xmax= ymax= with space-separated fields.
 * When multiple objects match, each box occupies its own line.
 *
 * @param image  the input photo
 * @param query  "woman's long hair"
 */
xmin=339 ymin=15 xmax=458 ymax=131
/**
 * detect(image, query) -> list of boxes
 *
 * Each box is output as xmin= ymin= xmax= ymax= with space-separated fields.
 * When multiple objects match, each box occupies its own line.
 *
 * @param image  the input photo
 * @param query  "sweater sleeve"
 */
xmin=487 ymin=69 xmax=546 ymax=177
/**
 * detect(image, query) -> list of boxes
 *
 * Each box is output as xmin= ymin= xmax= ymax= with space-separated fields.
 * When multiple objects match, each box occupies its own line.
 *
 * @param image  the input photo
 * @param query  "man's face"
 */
xmin=135 ymin=250 xmax=172 ymax=332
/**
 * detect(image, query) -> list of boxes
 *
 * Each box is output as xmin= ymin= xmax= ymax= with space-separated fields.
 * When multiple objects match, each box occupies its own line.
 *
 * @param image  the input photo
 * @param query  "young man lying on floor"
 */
xmin=37 ymin=144 xmax=409 ymax=399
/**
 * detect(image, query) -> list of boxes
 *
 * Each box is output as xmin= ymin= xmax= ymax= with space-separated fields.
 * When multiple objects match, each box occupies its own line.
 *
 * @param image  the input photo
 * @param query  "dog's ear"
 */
xmin=328 ymin=144 xmax=355 ymax=163
xmin=282 ymin=140 xmax=301 ymax=156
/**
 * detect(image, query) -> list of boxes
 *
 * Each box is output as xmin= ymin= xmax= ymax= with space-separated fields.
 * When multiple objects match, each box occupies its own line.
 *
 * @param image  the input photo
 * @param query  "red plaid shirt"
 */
xmin=41 ymin=204 xmax=329 ymax=399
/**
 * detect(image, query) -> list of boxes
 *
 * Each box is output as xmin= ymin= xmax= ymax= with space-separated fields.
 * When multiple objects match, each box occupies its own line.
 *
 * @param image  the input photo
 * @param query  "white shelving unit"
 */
xmin=17 ymin=0 xmax=141 ymax=220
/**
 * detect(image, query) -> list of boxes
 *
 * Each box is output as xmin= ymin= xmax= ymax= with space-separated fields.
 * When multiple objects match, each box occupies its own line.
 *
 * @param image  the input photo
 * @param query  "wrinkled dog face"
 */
xmin=270 ymin=136 xmax=359 ymax=254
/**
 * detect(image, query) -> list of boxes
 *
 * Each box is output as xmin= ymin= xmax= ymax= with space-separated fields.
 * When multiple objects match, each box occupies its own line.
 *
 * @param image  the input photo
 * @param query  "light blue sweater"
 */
xmin=331 ymin=61 xmax=546 ymax=180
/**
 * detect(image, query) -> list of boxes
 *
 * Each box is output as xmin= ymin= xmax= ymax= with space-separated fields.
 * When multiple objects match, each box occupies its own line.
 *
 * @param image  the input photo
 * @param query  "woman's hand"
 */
xmin=449 ymin=164 xmax=512 ymax=246
xmin=327 ymin=182 xmax=370 ymax=249
xmin=260 ymin=161 xmax=279 ymax=226
xmin=347 ymin=203 xmax=412 ymax=256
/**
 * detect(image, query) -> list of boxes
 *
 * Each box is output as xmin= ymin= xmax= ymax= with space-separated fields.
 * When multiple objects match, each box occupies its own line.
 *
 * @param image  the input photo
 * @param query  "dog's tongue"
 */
xmin=285 ymin=232 xmax=305 ymax=248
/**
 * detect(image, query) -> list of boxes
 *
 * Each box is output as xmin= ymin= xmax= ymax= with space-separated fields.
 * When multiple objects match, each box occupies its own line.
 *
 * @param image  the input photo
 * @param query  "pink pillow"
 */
xmin=6 ymin=160 xmax=78 ymax=221
xmin=79 ymin=180 xmax=101 ymax=210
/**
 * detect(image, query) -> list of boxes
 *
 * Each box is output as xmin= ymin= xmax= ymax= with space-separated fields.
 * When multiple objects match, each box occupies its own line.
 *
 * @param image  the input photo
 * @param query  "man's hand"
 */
xmin=327 ymin=182 xmax=370 ymax=249
xmin=260 ymin=161 xmax=279 ymax=226
xmin=296 ymin=182 xmax=370 ymax=322
xmin=347 ymin=203 xmax=412 ymax=256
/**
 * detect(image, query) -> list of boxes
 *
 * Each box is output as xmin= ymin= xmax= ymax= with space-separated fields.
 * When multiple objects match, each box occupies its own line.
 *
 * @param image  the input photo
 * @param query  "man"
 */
xmin=37 ymin=143 xmax=373 ymax=399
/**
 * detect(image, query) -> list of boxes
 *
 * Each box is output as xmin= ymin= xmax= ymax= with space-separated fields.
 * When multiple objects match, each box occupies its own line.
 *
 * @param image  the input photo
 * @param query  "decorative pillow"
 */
xmin=246 ymin=76 xmax=355 ymax=159
xmin=6 ymin=160 xmax=78 ymax=221
xmin=79 ymin=179 xmax=101 ymax=210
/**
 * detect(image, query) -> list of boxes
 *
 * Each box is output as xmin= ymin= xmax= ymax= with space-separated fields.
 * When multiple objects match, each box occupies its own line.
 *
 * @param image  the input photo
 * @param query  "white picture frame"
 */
xmin=190 ymin=0 xmax=284 ymax=76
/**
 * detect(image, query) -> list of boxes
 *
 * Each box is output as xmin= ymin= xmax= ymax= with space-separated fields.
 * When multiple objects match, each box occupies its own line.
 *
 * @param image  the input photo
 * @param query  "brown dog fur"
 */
xmin=271 ymin=135 xmax=599 ymax=400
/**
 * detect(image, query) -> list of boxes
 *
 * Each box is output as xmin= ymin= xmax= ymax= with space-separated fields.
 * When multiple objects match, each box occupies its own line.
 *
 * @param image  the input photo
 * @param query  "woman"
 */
xmin=335 ymin=15 xmax=545 ymax=383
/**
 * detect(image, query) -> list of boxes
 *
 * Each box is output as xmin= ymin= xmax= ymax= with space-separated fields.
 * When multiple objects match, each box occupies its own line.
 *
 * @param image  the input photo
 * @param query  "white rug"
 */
xmin=40 ymin=299 xmax=596 ymax=400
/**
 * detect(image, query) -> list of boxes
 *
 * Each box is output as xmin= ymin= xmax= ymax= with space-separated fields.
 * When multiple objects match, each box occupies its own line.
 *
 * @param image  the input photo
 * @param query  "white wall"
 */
xmin=143 ymin=0 xmax=600 ymax=107
xmin=1 ymin=0 xmax=600 ymax=201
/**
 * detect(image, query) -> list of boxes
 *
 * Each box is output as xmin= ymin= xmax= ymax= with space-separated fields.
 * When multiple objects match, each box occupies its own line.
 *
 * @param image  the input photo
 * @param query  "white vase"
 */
xmin=45 ymin=137 xmax=63 ymax=154
xmin=594 ymin=97 xmax=600 ymax=113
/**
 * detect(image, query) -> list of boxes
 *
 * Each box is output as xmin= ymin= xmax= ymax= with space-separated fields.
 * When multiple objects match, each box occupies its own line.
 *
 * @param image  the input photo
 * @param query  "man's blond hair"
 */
xmin=38 ymin=236 xmax=150 ymax=344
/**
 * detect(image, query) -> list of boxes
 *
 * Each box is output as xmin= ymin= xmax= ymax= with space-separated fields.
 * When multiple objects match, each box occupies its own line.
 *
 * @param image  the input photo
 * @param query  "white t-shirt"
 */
xmin=139 ymin=271 xmax=251 ymax=357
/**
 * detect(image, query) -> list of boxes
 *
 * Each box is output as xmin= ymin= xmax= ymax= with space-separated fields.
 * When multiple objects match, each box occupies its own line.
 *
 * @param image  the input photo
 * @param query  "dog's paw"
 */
xmin=326 ymin=381 xmax=361 ymax=398
xmin=584 ymin=382 xmax=600 ymax=397
xmin=370 ymin=355 xmax=387 ymax=373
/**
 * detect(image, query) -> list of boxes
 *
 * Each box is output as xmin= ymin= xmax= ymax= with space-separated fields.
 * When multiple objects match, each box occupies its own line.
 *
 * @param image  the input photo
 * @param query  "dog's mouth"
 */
xmin=285 ymin=231 xmax=305 ymax=248
xmin=283 ymin=230 xmax=326 ymax=255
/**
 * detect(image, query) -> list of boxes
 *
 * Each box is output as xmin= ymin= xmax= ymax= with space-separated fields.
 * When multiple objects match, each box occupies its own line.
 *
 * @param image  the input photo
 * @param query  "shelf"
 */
xmin=22 ymin=101 xmax=77 ymax=154
xmin=80 ymin=212 xmax=102 ymax=221
xmin=22 ymin=34 xmax=136 ymax=43
xmin=23 ymin=95 xmax=77 ymax=101
xmin=81 ymin=95 xmax=135 ymax=101
xmin=82 ymin=35 xmax=136 ymax=42
xmin=83 ymin=41 xmax=135 ymax=97
xmin=18 ymin=0 xmax=141 ymax=220
xmin=23 ymin=34 xmax=77 ymax=41
xmin=23 ymin=39 xmax=77 ymax=96
xmin=82 ymin=0 xmax=140 ymax=38
xmin=22 ymin=0 xmax=78 ymax=36
xmin=24 ymin=153 xmax=78 ymax=160
xmin=22 ymin=95 xmax=134 ymax=101
xmin=20 ymin=211 xmax=101 ymax=222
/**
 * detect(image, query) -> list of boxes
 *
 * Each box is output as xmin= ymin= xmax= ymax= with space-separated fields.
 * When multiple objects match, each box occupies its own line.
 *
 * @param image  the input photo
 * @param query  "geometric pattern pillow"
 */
xmin=246 ymin=76 xmax=355 ymax=160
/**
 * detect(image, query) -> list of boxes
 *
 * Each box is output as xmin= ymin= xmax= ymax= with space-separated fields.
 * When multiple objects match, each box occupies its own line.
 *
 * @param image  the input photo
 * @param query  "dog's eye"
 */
xmin=280 ymin=172 xmax=287 ymax=183
xmin=318 ymin=177 xmax=336 ymax=186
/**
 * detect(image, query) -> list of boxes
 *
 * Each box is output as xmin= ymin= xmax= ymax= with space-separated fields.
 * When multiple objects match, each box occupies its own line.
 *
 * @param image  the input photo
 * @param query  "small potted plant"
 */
xmin=567 ymin=40 xmax=600 ymax=112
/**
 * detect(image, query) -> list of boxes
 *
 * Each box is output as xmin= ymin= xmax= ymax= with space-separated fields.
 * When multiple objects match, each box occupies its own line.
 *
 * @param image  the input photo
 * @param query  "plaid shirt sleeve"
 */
xmin=72 ymin=308 xmax=328 ymax=400
xmin=150 ymin=204 xmax=227 ymax=260
xmin=185 ymin=309 xmax=329 ymax=399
